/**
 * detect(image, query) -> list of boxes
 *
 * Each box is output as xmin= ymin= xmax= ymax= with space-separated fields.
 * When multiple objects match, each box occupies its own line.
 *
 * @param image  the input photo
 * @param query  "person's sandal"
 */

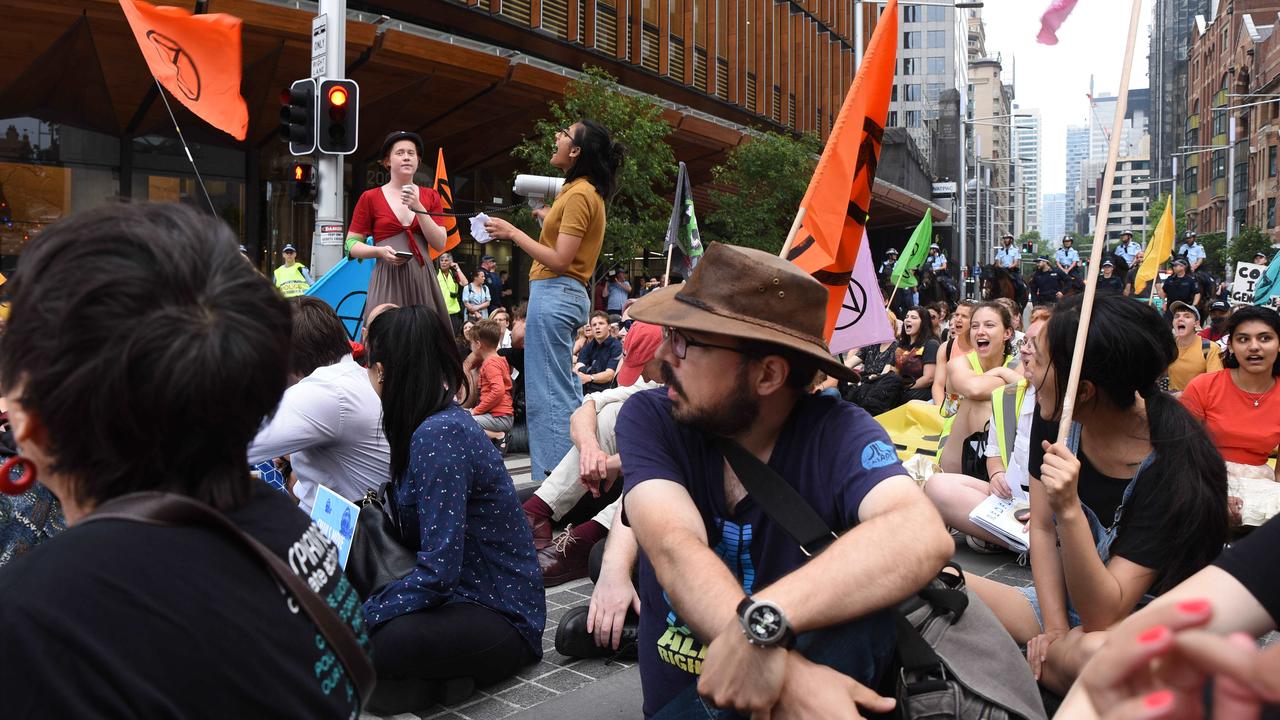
xmin=492 ymin=433 xmax=509 ymax=457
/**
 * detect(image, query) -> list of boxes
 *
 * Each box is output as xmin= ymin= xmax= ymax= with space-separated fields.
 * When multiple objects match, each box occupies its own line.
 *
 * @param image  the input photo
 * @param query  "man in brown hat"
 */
xmin=615 ymin=243 xmax=952 ymax=717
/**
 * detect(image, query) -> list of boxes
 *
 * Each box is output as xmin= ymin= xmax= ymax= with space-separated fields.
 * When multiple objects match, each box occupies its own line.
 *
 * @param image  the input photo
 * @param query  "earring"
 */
xmin=0 ymin=455 xmax=37 ymax=496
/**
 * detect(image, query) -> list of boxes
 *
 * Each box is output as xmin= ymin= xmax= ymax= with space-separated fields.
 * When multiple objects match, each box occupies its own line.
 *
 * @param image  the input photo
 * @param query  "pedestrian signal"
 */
xmin=317 ymin=79 xmax=359 ymax=155
xmin=289 ymin=162 xmax=316 ymax=202
xmin=279 ymin=78 xmax=316 ymax=155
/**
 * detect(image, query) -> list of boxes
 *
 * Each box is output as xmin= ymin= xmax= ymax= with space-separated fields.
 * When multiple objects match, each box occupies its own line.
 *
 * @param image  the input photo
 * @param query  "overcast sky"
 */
xmin=977 ymin=0 xmax=1154 ymax=197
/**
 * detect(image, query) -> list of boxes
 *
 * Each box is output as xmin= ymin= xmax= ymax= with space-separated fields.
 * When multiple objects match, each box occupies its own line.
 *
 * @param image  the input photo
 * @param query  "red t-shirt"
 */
xmin=1181 ymin=369 xmax=1280 ymax=465
xmin=472 ymin=354 xmax=513 ymax=417
xmin=348 ymin=186 xmax=445 ymax=265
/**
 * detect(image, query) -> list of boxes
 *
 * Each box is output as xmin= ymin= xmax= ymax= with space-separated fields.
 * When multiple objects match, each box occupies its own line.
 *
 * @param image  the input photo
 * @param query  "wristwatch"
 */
xmin=736 ymin=597 xmax=796 ymax=649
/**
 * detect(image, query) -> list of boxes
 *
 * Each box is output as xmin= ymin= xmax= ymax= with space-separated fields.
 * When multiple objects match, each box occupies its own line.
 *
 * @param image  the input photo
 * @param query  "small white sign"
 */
xmin=316 ymin=221 xmax=344 ymax=247
xmin=1231 ymin=262 xmax=1267 ymax=305
xmin=311 ymin=15 xmax=328 ymax=79
xmin=932 ymin=182 xmax=957 ymax=196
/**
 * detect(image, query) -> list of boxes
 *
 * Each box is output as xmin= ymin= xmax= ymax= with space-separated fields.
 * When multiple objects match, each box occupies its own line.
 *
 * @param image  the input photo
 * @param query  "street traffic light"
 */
xmin=289 ymin=162 xmax=316 ymax=202
xmin=317 ymin=79 xmax=359 ymax=155
xmin=279 ymin=78 xmax=316 ymax=155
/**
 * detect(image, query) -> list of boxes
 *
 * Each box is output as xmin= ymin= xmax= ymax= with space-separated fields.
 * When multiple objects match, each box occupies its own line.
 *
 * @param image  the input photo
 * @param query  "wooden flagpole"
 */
xmin=663 ymin=244 xmax=675 ymax=287
xmin=777 ymin=207 xmax=807 ymax=259
xmin=1057 ymin=0 xmax=1143 ymax=436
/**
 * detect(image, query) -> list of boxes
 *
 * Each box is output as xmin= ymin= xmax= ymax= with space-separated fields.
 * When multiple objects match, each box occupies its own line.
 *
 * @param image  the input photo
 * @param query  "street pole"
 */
xmin=312 ymin=0 xmax=348 ymax=277
xmin=854 ymin=1 xmax=864 ymax=67
xmin=1172 ymin=154 xmax=1178 ymax=237
xmin=1226 ymin=118 xmax=1236 ymax=244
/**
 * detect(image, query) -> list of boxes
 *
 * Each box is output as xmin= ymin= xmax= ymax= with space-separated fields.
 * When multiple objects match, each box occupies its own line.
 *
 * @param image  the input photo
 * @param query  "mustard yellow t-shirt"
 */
xmin=1167 ymin=338 xmax=1224 ymax=392
xmin=528 ymin=177 xmax=606 ymax=286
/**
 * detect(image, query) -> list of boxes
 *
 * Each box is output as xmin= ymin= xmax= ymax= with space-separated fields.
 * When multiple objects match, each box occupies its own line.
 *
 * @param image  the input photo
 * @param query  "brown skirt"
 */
xmin=363 ymin=231 xmax=453 ymax=331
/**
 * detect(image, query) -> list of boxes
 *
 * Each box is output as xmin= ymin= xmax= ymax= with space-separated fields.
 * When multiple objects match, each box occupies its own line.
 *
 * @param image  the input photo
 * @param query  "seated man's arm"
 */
xmin=247 ymin=380 xmax=341 ymax=464
xmin=750 ymin=476 xmax=951 ymax=632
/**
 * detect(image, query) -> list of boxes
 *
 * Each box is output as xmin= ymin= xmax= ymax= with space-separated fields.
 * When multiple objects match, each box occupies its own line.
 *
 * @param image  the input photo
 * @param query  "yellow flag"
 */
xmin=1134 ymin=200 xmax=1173 ymax=294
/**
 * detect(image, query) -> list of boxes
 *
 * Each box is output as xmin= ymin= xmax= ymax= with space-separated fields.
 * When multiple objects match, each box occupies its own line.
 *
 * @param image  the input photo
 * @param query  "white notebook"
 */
xmin=968 ymin=494 xmax=1031 ymax=553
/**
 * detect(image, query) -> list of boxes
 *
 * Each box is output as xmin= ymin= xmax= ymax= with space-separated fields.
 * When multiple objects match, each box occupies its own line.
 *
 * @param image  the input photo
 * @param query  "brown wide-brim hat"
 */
xmin=629 ymin=242 xmax=857 ymax=382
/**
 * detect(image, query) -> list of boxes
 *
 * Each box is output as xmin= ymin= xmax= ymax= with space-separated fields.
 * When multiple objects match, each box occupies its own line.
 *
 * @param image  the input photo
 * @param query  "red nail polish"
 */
xmin=1144 ymin=690 xmax=1174 ymax=711
xmin=1177 ymin=599 xmax=1211 ymax=615
xmin=1137 ymin=625 xmax=1169 ymax=645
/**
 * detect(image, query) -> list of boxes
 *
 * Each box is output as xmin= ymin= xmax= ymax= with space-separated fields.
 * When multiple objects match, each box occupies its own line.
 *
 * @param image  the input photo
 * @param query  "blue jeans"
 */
xmin=525 ymin=277 xmax=590 ymax=482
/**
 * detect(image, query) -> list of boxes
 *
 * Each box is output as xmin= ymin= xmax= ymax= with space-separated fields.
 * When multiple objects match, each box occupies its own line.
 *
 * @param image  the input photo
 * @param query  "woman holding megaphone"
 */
xmin=483 ymin=119 xmax=623 ymax=484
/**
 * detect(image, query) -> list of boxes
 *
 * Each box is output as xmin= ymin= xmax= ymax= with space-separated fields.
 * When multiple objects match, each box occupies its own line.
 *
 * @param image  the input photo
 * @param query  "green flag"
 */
xmin=664 ymin=162 xmax=703 ymax=275
xmin=890 ymin=210 xmax=932 ymax=289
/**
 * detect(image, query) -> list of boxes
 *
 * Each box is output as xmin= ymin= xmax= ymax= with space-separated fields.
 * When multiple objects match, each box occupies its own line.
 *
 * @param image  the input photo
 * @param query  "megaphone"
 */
xmin=513 ymin=174 xmax=565 ymax=207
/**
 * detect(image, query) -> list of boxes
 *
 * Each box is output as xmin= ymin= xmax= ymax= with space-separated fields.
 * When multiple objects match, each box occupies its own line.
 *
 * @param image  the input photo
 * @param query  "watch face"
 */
xmin=745 ymin=603 xmax=784 ymax=644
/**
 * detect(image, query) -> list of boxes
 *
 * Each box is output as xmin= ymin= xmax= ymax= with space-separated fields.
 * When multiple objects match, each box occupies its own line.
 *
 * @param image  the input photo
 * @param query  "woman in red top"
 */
xmin=1182 ymin=305 xmax=1280 ymax=525
xmin=346 ymin=131 xmax=450 ymax=327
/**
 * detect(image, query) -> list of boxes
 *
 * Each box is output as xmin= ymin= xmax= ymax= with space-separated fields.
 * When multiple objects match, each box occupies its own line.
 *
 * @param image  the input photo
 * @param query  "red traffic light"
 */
xmin=328 ymin=87 xmax=348 ymax=107
xmin=294 ymin=164 xmax=304 ymax=181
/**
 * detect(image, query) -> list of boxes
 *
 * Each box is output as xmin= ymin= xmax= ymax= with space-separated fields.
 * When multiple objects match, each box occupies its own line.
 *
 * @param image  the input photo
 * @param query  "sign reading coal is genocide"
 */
xmin=1231 ymin=262 xmax=1268 ymax=305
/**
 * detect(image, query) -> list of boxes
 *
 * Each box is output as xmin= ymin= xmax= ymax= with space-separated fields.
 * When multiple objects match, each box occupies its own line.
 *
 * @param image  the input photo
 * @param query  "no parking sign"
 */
xmin=1230 ymin=262 xmax=1268 ymax=305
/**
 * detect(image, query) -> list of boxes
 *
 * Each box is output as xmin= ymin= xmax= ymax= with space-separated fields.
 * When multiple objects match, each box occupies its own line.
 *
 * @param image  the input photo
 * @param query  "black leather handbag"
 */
xmin=346 ymin=481 xmax=418 ymax=599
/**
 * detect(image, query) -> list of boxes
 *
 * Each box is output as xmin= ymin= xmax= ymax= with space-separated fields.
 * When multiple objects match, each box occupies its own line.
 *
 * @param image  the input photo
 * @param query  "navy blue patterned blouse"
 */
xmin=362 ymin=404 xmax=544 ymax=657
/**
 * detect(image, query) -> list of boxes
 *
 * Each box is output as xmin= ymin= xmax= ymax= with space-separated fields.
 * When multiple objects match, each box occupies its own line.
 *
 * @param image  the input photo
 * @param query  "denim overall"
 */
xmin=1019 ymin=422 xmax=1156 ymax=629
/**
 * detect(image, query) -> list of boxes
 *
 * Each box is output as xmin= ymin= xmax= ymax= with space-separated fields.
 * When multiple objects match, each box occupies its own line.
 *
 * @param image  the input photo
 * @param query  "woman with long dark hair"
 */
xmin=361 ymin=306 xmax=543 ymax=713
xmin=1182 ymin=305 xmax=1280 ymax=526
xmin=483 ymin=119 xmax=624 ymax=483
xmin=965 ymin=294 xmax=1229 ymax=695
xmin=892 ymin=306 xmax=940 ymax=403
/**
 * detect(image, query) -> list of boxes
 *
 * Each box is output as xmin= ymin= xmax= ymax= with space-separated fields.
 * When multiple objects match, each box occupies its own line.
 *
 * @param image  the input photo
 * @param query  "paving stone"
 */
xmin=515 ymin=660 xmax=560 ymax=680
xmin=531 ymin=668 xmax=593 ymax=694
xmin=544 ymin=590 xmax=582 ymax=607
xmin=451 ymin=696 xmax=520 ymax=720
xmin=493 ymin=682 xmax=558 ymax=709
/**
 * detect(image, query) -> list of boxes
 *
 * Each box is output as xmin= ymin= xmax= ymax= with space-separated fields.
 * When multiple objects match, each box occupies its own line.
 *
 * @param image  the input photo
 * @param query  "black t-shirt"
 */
xmin=1028 ymin=411 xmax=1174 ymax=583
xmin=1162 ymin=274 xmax=1200 ymax=304
xmin=1096 ymin=274 xmax=1124 ymax=294
xmin=0 ymin=483 xmax=367 ymax=719
xmin=1124 ymin=268 xmax=1152 ymax=298
xmin=1213 ymin=515 xmax=1280 ymax=626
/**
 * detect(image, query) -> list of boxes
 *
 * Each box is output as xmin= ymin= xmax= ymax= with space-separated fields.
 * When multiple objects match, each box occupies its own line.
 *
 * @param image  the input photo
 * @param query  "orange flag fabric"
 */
xmin=786 ymin=0 xmax=898 ymax=347
xmin=118 ymin=0 xmax=249 ymax=141
xmin=429 ymin=149 xmax=460 ymax=260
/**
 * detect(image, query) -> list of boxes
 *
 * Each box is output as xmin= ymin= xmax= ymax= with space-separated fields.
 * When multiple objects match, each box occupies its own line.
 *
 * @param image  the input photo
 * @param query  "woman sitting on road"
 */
xmin=963 ymin=294 xmax=1229 ymax=695
xmin=932 ymin=299 xmax=976 ymax=404
xmin=892 ymin=306 xmax=940 ymax=403
xmin=1181 ymin=304 xmax=1280 ymax=527
xmin=938 ymin=302 xmax=1021 ymax=477
xmin=361 ymin=306 xmax=544 ymax=713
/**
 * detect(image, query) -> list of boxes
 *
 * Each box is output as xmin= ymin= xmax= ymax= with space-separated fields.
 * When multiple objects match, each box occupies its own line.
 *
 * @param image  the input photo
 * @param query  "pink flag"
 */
xmin=1037 ymin=0 xmax=1079 ymax=45
xmin=830 ymin=231 xmax=894 ymax=355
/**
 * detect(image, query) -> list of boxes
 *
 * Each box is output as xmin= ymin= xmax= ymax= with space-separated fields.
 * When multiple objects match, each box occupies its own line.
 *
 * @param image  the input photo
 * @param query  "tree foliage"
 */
xmin=703 ymin=131 xmax=822 ymax=253
xmin=1145 ymin=193 xmax=1190 ymax=242
xmin=1227 ymin=225 xmax=1274 ymax=267
xmin=511 ymin=67 xmax=675 ymax=263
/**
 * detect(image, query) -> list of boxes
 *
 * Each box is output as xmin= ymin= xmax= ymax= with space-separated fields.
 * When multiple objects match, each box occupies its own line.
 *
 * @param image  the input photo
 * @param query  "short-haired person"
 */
xmin=480 ymin=254 xmax=504 ymax=311
xmin=467 ymin=319 xmax=515 ymax=447
xmin=248 ymin=296 xmax=390 ymax=511
xmin=1177 ymin=230 xmax=1206 ymax=273
xmin=893 ymin=306 xmax=940 ymax=403
xmin=606 ymin=268 xmax=632 ymax=315
xmin=1182 ymin=305 xmax=1280 ymax=526
xmin=1096 ymin=259 xmax=1124 ymax=295
xmin=0 ymin=203 xmax=369 ymax=717
xmin=938 ymin=302 xmax=1021 ymax=477
xmin=1200 ymin=299 xmax=1233 ymax=343
xmin=618 ymin=243 xmax=952 ymax=717
xmin=1056 ymin=237 xmax=1081 ymax=280
xmin=1165 ymin=301 xmax=1223 ymax=393
xmin=522 ymin=322 xmax=665 ymax=586
xmin=1115 ymin=230 xmax=1141 ymax=266
xmin=1122 ymin=251 xmax=1148 ymax=298
xmin=274 ymin=243 xmax=314 ymax=298
xmin=575 ymin=310 xmax=623 ymax=394
xmin=489 ymin=306 xmax=514 ymax=349
xmin=345 ymin=131 xmax=452 ymax=328
xmin=436 ymin=253 xmax=468 ymax=333
xmin=361 ymin=306 xmax=543 ymax=712
xmin=1159 ymin=257 xmax=1200 ymax=317
xmin=483 ymin=119 xmax=624 ymax=484
xmin=963 ymin=294 xmax=1229 ymax=694
xmin=1030 ymin=257 xmax=1063 ymax=306
xmin=995 ymin=233 xmax=1021 ymax=269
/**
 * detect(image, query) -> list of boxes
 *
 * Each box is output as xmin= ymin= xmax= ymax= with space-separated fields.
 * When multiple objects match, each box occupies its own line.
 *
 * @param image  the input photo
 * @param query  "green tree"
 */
xmin=511 ymin=67 xmax=675 ymax=264
xmin=1198 ymin=231 xmax=1227 ymax=274
xmin=703 ymin=131 xmax=822 ymax=253
xmin=1227 ymin=225 xmax=1274 ymax=267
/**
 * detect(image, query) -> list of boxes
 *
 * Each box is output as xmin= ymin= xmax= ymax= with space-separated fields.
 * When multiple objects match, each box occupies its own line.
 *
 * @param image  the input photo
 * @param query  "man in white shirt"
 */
xmin=522 ymin=321 xmax=664 ymax=586
xmin=248 ymin=297 xmax=390 ymax=512
xmin=1115 ymin=230 xmax=1141 ymax=266
xmin=994 ymin=234 xmax=1021 ymax=269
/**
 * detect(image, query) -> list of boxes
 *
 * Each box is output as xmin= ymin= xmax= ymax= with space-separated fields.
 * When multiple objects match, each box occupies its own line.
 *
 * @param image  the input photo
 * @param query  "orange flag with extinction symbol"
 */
xmin=785 ymin=0 xmax=898 ymax=351
xmin=430 ymin=149 xmax=460 ymax=260
xmin=118 ymin=0 xmax=249 ymax=141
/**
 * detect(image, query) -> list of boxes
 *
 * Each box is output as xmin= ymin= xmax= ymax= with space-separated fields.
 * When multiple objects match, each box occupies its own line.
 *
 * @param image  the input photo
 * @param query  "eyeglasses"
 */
xmin=663 ymin=327 xmax=750 ymax=360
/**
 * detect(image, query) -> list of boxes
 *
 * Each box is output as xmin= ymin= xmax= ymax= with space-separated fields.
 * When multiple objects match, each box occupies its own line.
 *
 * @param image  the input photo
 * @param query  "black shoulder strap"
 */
xmin=82 ymin=492 xmax=376 ymax=707
xmin=714 ymin=438 xmax=837 ymax=557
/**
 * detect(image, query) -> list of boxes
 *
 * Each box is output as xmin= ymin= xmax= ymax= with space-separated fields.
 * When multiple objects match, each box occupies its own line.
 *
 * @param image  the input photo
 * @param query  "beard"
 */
xmin=662 ymin=361 xmax=760 ymax=437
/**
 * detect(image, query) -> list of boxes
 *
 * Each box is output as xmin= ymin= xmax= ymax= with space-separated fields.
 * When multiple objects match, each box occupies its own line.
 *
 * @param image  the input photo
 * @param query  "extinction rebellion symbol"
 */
xmin=834 ymin=279 xmax=868 ymax=331
xmin=145 ymin=31 xmax=202 ymax=101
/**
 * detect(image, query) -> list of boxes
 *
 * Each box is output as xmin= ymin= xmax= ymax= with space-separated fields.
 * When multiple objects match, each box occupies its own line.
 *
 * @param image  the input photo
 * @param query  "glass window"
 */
xmin=1212 ymin=149 xmax=1226 ymax=180
xmin=928 ymin=30 xmax=946 ymax=48
xmin=903 ymin=31 xmax=921 ymax=49
xmin=1269 ymin=146 xmax=1277 ymax=177
xmin=927 ymin=56 xmax=945 ymax=75
xmin=902 ymin=57 xmax=919 ymax=75
xmin=888 ymin=110 xmax=899 ymax=127
xmin=905 ymin=110 xmax=921 ymax=127
xmin=903 ymin=4 xmax=920 ymax=22
xmin=892 ymin=84 xmax=898 ymax=102
xmin=905 ymin=84 xmax=921 ymax=101
xmin=1269 ymin=197 xmax=1276 ymax=228
xmin=926 ymin=83 xmax=942 ymax=102
xmin=927 ymin=5 xmax=945 ymax=21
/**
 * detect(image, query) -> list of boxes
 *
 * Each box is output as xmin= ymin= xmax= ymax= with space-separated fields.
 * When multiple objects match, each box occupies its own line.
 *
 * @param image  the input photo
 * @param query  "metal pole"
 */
xmin=959 ymin=132 xmax=968 ymax=297
xmin=313 ymin=0 xmax=348 ymax=277
xmin=1226 ymin=119 xmax=1236 ymax=243
xmin=975 ymin=163 xmax=982 ymax=274
xmin=854 ymin=1 xmax=864 ymax=67
xmin=1172 ymin=154 xmax=1178 ymax=237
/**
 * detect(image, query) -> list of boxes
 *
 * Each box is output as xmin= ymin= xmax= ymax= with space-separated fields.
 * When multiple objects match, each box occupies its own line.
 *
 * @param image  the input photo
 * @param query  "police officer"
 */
xmin=273 ymin=244 xmax=313 ymax=298
xmin=1097 ymin=259 xmax=1124 ymax=295
xmin=1159 ymin=256 xmax=1201 ymax=318
xmin=1177 ymin=230 xmax=1206 ymax=273
xmin=1115 ymin=230 xmax=1141 ymax=266
xmin=1055 ymin=236 xmax=1081 ymax=281
xmin=879 ymin=247 xmax=899 ymax=280
xmin=927 ymin=243 xmax=948 ymax=273
xmin=994 ymin=233 xmax=1021 ymax=269
xmin=1029 ymin=257 xmax=1061 ymax=306
xmin=1254 ymin=251 xmax=1270 ymax=266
